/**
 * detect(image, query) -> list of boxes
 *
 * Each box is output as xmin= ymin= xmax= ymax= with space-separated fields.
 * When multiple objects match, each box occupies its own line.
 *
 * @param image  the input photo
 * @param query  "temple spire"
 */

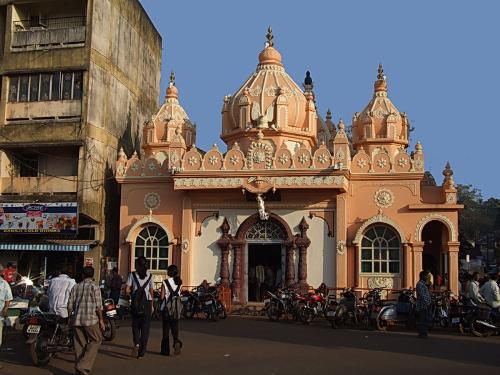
xmin=266 ymin=26 xmax=274 ymax=47
xmin=374 ymin=63 xmax=388 ymax=92
xmin=169 ymin=71 xmax=176 ymax=86
xmin=377 ymin=63 xmax=385 ymax=80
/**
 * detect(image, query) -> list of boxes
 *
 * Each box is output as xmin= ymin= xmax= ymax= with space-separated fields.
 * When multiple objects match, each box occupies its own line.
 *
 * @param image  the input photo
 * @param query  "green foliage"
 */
xmin=457 ymin=184 xmax=500 ymax=241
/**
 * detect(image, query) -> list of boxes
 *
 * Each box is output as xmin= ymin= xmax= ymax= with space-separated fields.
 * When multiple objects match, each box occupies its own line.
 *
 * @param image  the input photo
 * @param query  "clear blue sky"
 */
xmin=140 ymin=0 xmax=499 ymax=199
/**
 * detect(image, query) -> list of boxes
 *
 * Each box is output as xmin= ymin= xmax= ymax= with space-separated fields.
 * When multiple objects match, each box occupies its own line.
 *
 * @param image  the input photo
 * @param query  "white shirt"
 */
xmin=163 ymin=278 xmax=180 ymax=301
xmin=48 ymin=274 xmax=76 ymax=318
xmin=0 ymin=277 xmax=13 ymax=321
xmin=480 ymin=280 xmax=500 ymax=309
xmin=467 ymin=280 xmax=485 ymax=305
xmin=126 ymin=272 xmax=154 ymax=301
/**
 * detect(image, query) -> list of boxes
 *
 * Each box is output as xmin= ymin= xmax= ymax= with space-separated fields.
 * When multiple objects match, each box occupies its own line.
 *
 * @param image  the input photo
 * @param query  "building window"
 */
xmin=8 ymin=71 xmax=83 ymax=102
xmin=245 ymin=220 xmax=286 ymax=241
xmin=134 ymin=225 xmax=169 ymax=271
xmin=360 ymin=225 xmax=400 ymax=274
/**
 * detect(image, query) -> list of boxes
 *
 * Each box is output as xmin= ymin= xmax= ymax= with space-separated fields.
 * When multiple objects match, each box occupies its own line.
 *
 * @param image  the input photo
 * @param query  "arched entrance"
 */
xmin=422 ymin=220 xmax=449 ymax=288
xmin=217 ymin=213 xmax=308 ymax=304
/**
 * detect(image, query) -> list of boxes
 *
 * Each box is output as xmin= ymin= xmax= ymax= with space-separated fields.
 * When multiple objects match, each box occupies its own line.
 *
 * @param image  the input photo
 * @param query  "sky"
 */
xmin=140 ymin=0 xmax=499 ymax=199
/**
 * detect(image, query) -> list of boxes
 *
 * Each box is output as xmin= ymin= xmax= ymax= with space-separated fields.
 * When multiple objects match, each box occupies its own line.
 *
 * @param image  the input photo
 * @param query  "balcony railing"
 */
xmin=12 ymin=16 xmax=86 ymax=50
xmin=13 ymin=16 xmax=86 ymax=31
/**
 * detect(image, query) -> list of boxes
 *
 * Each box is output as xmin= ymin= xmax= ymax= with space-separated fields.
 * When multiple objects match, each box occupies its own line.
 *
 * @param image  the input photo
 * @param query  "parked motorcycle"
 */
xmin=470 ymin=304 xmax=500 ymax=337
xmin=101 ymin=298 xmax=117 ymax=341
xmin=25 ymin=309 xmax=73 ymax=366
xmin=297 ymin=289 xmax=328 ymax=325
xmin=182 ymin=279 xmax=225 ymax=321
xmin=264 ymin=288 xmax=300 ymax=322
xmin=358 ymin=288 xmax=386 ymax=329
xmin=329 ymin=288 xmax=363 ymax=328
xmin=376 ymin=289 xmax=416 ymax=331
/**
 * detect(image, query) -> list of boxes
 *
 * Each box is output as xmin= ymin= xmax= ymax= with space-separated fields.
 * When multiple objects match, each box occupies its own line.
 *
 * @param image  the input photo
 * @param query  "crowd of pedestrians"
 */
xmin=0 ymin=257 xmax=183 ymax=374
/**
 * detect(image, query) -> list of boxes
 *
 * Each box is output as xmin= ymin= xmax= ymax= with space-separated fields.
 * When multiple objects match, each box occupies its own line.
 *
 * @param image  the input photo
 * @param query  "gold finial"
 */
xmin=443 ymin=162 xmax=455 ymax=188
xmin=266 ymin=26 xmax=274 ymax=47
xmin=169 ymin=71 xmax=176 ymax=86
xmin=377 ymin=63 xmax=385 ymax=80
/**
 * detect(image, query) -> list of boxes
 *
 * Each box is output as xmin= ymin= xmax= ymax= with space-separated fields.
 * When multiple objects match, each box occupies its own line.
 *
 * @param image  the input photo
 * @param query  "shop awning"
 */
xmin=0 ymin=240 xmax=97 ymax=252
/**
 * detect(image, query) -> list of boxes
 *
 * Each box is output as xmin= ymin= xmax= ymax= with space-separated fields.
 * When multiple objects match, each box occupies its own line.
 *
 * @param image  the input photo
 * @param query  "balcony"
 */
xmin=0 ymin=176 xmax=78 ymax=195
xmin=6 ymin=100 xmax=82 ymax=122
xmin=12 ymin=16 xmax=86 ymax=50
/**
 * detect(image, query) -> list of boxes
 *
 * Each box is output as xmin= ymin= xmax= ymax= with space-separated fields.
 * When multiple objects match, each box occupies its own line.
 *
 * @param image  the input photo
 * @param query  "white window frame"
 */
xmin=134 ymin=225 xmax=170 ymax=272
xmin=359 ymin=224 xmax=401 ymax=276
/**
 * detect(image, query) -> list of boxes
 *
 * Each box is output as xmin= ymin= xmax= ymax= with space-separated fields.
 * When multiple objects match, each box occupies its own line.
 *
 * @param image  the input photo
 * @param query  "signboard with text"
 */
xmin=0 ymin=202 xmax=77 ymax=234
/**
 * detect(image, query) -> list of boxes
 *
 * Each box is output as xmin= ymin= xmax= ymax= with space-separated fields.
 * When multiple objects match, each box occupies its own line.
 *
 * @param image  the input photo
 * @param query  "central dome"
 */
xmin=221 ymin=27 xmax=317 ymax=154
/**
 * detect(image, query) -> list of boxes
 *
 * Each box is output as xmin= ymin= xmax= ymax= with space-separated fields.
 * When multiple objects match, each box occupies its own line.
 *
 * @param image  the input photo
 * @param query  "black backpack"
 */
xmin=163 ymin=280 xmax=182 ymax=320
xmin=131 ymin=272 xmax=152 ymax=318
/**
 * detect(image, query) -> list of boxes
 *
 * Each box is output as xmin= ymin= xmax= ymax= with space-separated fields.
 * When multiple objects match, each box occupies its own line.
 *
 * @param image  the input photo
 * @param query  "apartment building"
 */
xmin=0 ymin=0 xmax=161 ymax=281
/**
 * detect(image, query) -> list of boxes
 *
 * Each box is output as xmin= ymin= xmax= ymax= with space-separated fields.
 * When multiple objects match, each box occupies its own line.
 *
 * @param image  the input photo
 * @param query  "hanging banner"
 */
xmin=0 ymin=202 xmax=77 ymax=234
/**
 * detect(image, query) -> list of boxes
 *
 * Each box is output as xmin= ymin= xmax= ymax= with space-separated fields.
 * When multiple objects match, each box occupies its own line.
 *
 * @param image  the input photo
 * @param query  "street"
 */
xmin=1 ymin=316 xmax=499 ymax=375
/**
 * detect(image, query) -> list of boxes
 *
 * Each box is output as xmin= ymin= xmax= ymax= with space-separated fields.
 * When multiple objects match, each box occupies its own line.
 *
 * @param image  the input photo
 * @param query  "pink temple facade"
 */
xmin=116 ymin=29 xmax=462 ymax=303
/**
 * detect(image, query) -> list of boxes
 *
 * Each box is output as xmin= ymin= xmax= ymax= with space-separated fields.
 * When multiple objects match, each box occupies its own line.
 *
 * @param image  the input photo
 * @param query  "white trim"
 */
xmin=414 ymin=214 xmax=457 ymax=242
xmin=352 ymin=213 xmax=406 ymax=245
xmin=125 ymin=215 xmax=173 ymax=243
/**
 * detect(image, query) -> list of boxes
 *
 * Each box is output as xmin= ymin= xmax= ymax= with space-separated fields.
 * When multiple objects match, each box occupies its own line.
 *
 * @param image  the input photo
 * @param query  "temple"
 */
xmin=116 ymin=28 xmax=462 ymax=303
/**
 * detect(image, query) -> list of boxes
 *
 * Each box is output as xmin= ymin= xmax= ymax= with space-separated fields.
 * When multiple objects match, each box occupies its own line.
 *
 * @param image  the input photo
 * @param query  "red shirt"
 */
xmin=3 ymin=268 xmax=15 ymax=283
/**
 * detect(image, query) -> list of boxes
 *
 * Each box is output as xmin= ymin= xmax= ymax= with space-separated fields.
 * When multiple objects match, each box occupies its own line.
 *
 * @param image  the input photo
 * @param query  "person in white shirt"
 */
xmin=159 ymin=265 xmax=182 ymax=356
xmin=0 ymin=263 xmax=13 ymax=358
xmin=480 ymin=273 xmax=500 ymax=310
xmin=467 ymin=272 xmax=485 ymax=305
xmin=47 ymin=266 xmax=76 ymax=318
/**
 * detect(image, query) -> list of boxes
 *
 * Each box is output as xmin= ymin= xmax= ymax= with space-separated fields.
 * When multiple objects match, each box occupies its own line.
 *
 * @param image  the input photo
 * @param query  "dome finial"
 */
xmin=377 ymin=63 xmax=385 ymax=80
xmin=303 ymin=71 xmax=313 ymax=92
xmin=326 ymin=108 xmax=332 ymax=120
xmin=166 ymin=70 xmax=178 ymax=99
xmin=169 ymin=71 xmax=176 ymax=86
xmin=266 ymin=26 xmax=274 ymax=47
xmin=374 ymin=63 xmax=387 ymax=92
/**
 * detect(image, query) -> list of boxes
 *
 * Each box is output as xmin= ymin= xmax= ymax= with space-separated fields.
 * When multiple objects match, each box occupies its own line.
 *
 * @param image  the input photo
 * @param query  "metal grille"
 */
xmin=245 ymin=220 xmax=286 ymax=241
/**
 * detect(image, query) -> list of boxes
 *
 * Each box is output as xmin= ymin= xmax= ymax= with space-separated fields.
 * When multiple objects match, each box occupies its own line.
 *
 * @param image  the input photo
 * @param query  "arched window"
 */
xmin=245 ymin=220 xmax=286 ymax=241
xmin=134 ymin=225 xmax=169 ymax=271
xmin=360 ymin=225 xmax=400 ymax=274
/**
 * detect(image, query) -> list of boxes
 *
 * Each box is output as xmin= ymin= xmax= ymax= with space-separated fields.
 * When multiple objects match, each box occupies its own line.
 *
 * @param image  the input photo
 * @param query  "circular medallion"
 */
xmin=374 ymin=188 xmax=395 ymax=209
xmin=144 ymin=192 xmax=160 ymax=210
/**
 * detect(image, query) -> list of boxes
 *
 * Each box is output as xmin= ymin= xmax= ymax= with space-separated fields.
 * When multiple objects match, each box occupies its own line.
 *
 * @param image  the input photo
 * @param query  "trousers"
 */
xmin=161 ymin=314 xmax=181 ymax=355
xmin=74 ymin=323 xmax=102 ymax=374
xmin=132 ymin=310 xmax=151 ymax=356
xmin=417 ymin=307 xmax=432 ymax=337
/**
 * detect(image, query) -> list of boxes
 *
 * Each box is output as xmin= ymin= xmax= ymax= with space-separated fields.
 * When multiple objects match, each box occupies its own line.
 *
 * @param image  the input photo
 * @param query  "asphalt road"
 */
xmin=1 ymin=316 xmax=499 ymax=375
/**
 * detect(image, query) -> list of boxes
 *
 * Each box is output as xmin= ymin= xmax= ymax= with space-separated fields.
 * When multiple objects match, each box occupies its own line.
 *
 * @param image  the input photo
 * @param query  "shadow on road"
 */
xmin=181 ymin=317 xmax=500 ymax=368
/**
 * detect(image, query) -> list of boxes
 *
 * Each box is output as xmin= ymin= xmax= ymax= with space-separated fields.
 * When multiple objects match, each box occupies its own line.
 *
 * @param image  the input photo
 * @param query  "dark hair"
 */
xmin=419 ymin=270 xmax=428 ymax=280
xmin=167 ymin=264 xmax=182 ymax=285
xmin=489 ymin=273 xmax=499 ymax=281
xmin=82 ymin=266 xmax=94 ymax=279
xmin=135 ymin=256 xmax=148 ymax=279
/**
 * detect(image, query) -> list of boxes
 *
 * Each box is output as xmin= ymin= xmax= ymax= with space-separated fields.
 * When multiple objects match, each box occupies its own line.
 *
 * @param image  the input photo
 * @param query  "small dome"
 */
xmin=258 ymin=45 xmax=282 ymax=66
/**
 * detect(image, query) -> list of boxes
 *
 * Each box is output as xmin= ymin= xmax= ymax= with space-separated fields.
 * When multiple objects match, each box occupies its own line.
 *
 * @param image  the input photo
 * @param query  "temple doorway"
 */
xmin=422 ymin=220 xmax=449 ymax=289
xmin=247 ymin=243 xmax=283 ymax=302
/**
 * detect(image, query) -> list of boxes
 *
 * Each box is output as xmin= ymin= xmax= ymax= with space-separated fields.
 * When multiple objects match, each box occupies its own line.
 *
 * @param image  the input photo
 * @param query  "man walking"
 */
xmin=0 ymin=264 xmax=13 ymax=370
xmin=416 ymin=270 xmax=432 ymax=338
xmin=48 ymin=265 xmax=76 ymax=318
xmin=67 ymin=266 xmax=104 ymax=375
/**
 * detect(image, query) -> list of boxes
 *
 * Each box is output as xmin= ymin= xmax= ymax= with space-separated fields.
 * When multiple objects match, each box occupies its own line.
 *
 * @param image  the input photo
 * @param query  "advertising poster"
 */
xmin=0 ymin=202 xmax=77 ymax=234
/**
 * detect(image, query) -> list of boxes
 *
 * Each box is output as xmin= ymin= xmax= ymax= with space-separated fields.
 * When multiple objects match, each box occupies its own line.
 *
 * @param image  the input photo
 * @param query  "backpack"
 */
xmin=163 ymin=279 xmax=182 ymax=320
xmin=131 ymin=272 xmax=152 ymax=318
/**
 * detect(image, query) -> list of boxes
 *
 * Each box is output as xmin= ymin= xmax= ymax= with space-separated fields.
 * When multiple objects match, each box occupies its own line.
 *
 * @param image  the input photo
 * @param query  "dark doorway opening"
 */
xmin=247 ymin=243 xmax=282 ymax=302
xmin=422 ymin=220 xmax=449 ymax=289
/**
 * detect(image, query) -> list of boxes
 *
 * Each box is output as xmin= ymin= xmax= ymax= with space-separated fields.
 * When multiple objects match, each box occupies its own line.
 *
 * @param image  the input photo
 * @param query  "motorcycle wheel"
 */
xmin=209 ymin=304 xmax=219 ymax=322
xmin=217 ymin=302 xmax=227 ymax=319
xmin=183 ymin=300 xmax=195 ymax=319
xmin=29 ymin=334 xmax=51 ymax=366
xmin=298 ymin=304 xmax=313 ymax=325
xmin=376 ymin=317 xmax=388 ymax=331
xmin=471 ymin=320 xmax=495 ymax=338
xmin=266 ymin=302 xmax=280 ymax=321
xmin=102 ymin=318 xmax=116 ymax=341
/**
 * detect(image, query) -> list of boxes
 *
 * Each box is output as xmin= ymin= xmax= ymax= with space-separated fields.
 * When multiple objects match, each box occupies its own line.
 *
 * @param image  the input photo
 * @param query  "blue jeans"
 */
xmin=417 ymin=307 xmax=432 ymax=336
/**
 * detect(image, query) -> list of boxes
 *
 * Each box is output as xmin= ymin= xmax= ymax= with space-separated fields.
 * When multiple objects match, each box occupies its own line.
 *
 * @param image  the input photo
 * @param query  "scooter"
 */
xmin=376 ymin=289 xmax=416 ymax=331
xmin=470 ymin=305 xmax=500 ymax=337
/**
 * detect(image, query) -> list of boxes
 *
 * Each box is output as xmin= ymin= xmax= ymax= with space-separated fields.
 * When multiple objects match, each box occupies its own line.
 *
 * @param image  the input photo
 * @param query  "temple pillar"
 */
xmin=403 ymin=243 xmax=412 ymax=288
xmin=220 ymin=244 xmax=231 ymax=287
xmin=298 ymin=245 xmax=308 ymax=286
xmin=285 ymin=243 xmax=296 ymax=286
xmin=412 ymin=241 xmax=424 ymax=288
xmin=181 ymin=194 xmax=192 ymax=285
xmin=447 ymin=241 xmax=460 ymax=295
xmin=335 ymin=193 xmax=348 ymax=289
xmin=231 ymin=244 xmax=243 ymax=302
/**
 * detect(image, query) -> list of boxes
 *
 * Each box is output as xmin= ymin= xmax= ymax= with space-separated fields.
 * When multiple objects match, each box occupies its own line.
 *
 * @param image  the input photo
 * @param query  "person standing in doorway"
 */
xmin=67 ymin=266 xmax=104 ymax=375
xmin=126 ymin=256 xmax=154 ymax=359
xmin=160 ymin=265 xmax=183 ymax=356
xmin=109 ymin=268 xmax=123 ymax=305
xmin=0 ymin=264 xmax=13 ymax=370
xmin=416 ymin=270 xmax=432 ymax=339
